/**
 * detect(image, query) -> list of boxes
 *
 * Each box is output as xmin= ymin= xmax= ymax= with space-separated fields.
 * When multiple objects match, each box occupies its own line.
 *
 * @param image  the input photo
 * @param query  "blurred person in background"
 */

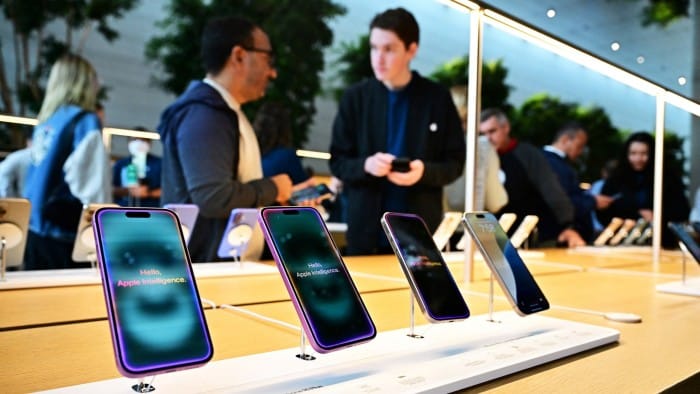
xmin=0 ymin=129 xmax=33 ymax=198
xmin=598 ymin=131 xmax=689 ymax=248
xmin=112 ymin=134 xmax=162 ymax=207
xmin=23 ymin=53 xmax=111 ymax=270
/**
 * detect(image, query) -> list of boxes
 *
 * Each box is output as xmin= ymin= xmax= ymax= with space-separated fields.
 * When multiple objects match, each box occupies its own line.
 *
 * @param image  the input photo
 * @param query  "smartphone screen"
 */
xmin=217 ymin=208 xmax=258 ymax=259
xmin=93 ymin=208 xmax=213 ymax=377
xmin=289 ymin=184 xmax=334 ymax=206
xmin=259 ymin=207 xmax=376 ymax=353
xmin=381 ymin=212 xmax=470 ymax=322
xmin=463 ymin=212 xmax=549 ymax=315
xmin=668 ymin=222 xmax=700 ymax=264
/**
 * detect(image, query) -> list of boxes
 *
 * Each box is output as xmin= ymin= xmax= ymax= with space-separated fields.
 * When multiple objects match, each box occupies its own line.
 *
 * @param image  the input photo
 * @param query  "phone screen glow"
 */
xmin=262 ymin=208 xmax=375 ymax=350
xmin=96 ymin=209 xmax=212 ymax=375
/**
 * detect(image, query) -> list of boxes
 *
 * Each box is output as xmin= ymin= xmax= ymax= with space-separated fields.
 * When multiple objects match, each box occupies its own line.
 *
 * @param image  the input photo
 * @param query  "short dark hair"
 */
xmin=201 ymin=16 xmax=257 ymax=74
xmin=480 ymin=107 xmax=508 ymax=124
xmin=370 ymin=8 xmax=419 ymax=48
xmin=253 ymin=101 xmax=292 ymax=156
xmin=553 ymin=121 xmax=586 ymax=143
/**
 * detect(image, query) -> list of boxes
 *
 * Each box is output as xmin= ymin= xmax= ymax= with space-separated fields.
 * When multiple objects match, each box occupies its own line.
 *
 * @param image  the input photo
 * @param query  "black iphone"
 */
xmin=258 ymin=206 xmax=376 ymax=353
xmin=381 ymin=212 xmax=470 ymax=322
xmin=391 ymin=157 xmax=411 ymax=173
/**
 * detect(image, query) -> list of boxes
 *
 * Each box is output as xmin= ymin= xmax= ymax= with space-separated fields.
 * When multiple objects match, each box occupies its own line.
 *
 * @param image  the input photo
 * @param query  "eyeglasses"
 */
xmin=242 ymin=46 xmax=275 ymax=67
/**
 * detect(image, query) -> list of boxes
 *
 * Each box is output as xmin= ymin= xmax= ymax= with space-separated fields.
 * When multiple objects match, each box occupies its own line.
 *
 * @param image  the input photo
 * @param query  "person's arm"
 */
xmin=329 ymin=86 xmax=384 ymax=185
xmin=0 ymin=150 xmax=24 ymax=198
xmin=64 ymin=129 xmax=112 ymax=204
xmin=176 ymin=106 xmax=277 ymax=218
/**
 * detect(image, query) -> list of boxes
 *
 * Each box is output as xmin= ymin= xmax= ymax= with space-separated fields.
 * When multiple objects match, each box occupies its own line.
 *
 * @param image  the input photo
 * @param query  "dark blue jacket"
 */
xmin=542 ymin=149 xmax=595 ymax=242
xmin=158 ymin=81 xmax=277 ymax=262
xmin=497 ymin=141 xmax=574 ymax=244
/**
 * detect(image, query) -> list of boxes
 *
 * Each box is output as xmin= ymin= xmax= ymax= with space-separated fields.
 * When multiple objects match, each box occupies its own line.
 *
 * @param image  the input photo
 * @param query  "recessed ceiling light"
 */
xmin=636 ymin=56 xmax=645 ymax=64
xmin=546 ymin=8 xmax=556 ymax=18
xmin=610 ymin=42 xmax=620 ymax=51
xmin=678 ymin=76 xmax=687 ymax=86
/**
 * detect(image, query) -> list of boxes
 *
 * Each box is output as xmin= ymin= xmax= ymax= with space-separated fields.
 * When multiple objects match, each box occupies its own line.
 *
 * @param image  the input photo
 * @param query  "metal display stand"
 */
xmin=406 ymin=292 xmax=424 ymax=339
xmin=219 ymin=304 xmax=315 ymax=361
xmin=679 ymin=242 xmax=689 ymax=284
xmin=131 ymin=376 xmax=156 ymax=392
xmin=655 ymin=241 xmax=700 ymax=296
xmin=486 ymin=273 xmax=502 ymax=323
xmin=0 ymin=222 xmax=23 ymax=281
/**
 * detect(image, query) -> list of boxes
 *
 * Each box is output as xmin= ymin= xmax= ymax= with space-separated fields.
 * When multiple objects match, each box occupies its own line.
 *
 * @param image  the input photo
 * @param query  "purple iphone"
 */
xmin=217 ymin=208 xmax=258 ymax=259
xmin=92 ymin=207 xmax=213 ymax=377
xmin=258 ymin=206 xmax=376 ymax=353
xmin=163 ymin=203 xmax=199 ymax=245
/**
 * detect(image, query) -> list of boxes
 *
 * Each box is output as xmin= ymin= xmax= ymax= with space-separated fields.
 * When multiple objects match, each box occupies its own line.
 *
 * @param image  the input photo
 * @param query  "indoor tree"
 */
xmin=145 ymin=0 xmax=346 ymax=148
xmin=0 ymin=0 xmax=139 ymax=148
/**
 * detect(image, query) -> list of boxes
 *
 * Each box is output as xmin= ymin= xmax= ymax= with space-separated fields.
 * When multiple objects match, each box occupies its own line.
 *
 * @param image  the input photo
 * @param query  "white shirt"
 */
xmin=202 ymin=78 xmax=263 ymax=183
xmin=202 ymin=78 xmax=265 ymax=262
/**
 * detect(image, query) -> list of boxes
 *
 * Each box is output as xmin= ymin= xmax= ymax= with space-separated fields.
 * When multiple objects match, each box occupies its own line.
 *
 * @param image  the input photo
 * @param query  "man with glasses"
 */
xmin=158 ymin=16 xmax=292 ymax=262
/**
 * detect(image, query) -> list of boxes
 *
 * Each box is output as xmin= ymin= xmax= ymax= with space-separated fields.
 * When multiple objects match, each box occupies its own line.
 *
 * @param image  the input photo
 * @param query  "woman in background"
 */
xmin=598 ymin=131 xmax=689 ymax=248
xmin=23 ymin=53 xmax=111 ymax=270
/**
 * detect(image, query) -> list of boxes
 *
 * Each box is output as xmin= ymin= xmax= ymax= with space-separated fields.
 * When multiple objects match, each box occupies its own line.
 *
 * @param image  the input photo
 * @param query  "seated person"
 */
xmin=112 ymin=136 xmax=162 ymax=207
xmin=598 ymin=131 xmax=689 ymax=248
xmin=479 ymin=108 xmax=584 ymax=247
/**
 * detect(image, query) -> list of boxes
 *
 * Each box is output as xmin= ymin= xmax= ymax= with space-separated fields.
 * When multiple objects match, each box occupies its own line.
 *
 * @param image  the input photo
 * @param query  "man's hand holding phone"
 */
xmin=387 ymin=159 xmax=424 ymax=186
xmin=364 ymin=152 xmax=394 ymax=177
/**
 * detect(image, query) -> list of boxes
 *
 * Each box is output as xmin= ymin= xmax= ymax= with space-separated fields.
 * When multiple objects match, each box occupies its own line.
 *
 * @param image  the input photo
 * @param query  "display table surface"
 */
xmin=43 ymin=312 xmax=619 ymax=393
xmin=2 ymin=249 xmax=700 ymax=393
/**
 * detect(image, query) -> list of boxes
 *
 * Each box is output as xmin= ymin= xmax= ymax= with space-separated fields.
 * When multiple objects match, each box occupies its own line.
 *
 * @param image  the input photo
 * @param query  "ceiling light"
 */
xmin=610 ymin=42 xmax=620 ymax=51
xmin=546 ymin=8 xmax=556 ymax=18
xmin=636 ymin=56 xmax=645 ymax=64
xmin=678 ymin=76 xmax=687 ymax=86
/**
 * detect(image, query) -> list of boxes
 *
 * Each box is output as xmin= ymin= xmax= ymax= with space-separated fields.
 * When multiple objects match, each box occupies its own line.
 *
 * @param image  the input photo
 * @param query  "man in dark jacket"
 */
xmin=542 ymin=122 xmax=614 ymax=242
xmin=479 ymin=108 xmax=585 ymax=247
xmin=330 ymin=8 xmax=466 ymax=255
xmin=158 ymin=16 xmax=292 ymax=262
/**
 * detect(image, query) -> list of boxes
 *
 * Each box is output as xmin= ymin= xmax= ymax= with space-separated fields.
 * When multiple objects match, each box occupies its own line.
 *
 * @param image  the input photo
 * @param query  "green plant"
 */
xmin=640 ymin=0 xmax=690 ymax=27
xmin=0 ymin=0 xmax=137 ymax=149
xmin=429 ymin=56 xmax=512 ymax=113
xmin=511 ymin=94 xmax=625 ymax=182
xmin=328 ymin=33 xmax=372 ymax=102
xmin=145 ymin=0 xmax=346 ymax=148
